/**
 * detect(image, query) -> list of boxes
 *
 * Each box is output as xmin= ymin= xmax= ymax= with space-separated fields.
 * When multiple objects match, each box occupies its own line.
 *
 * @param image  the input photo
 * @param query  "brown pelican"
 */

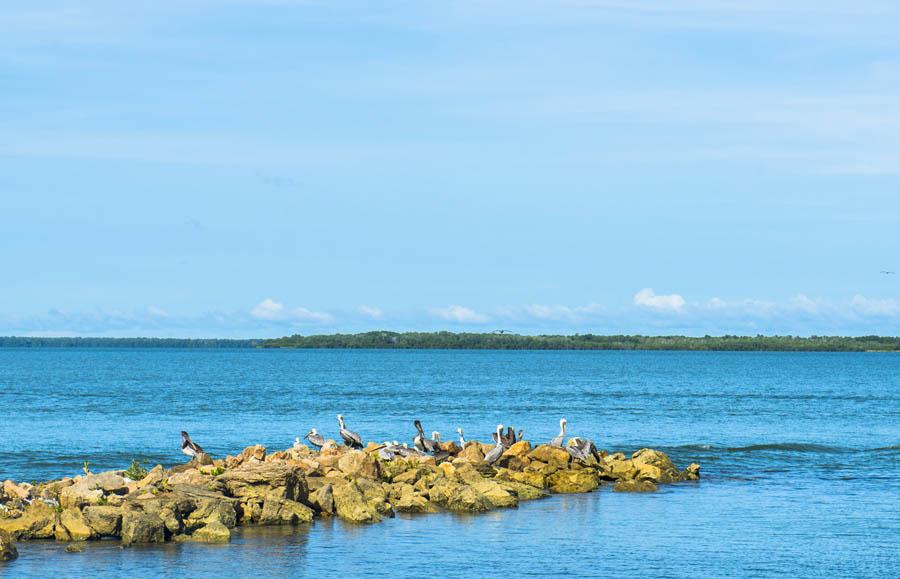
xmin=484 ymin=425 xmax=505 ymax=465
xmin=414 ymin=420 xmax=439 ymax=453
xmin=304 ymin=428 xmax=325 ymax=449
xmin=550 ymin=418 xmax=567 ymax=447
xmin=181 ymin=431 xmax=204 ymax=458
xmin=566 ymin=437 xmax=599 ymax=462
xmin=432 ymin=431 xmax=443 ymax=451
xmin=457 ymin=427 xmax=466 ymax=448
xmin=492 ymin=425 xmax=521 ymax=448
xmin=337 ymin=414 xmax=363 ymax=449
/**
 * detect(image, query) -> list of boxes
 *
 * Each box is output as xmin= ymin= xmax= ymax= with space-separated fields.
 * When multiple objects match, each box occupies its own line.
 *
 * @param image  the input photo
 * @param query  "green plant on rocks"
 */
xmin=124 ymin=460 xmax=149 ymax=481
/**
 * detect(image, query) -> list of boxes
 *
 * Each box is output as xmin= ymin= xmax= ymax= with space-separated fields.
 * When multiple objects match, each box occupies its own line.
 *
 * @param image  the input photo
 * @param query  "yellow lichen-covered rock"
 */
xmin=427 ymin=479 xmax=492 ymax=512
xmin=392 ymin=469 xmax=421 ymax=485
xmin=494 ymin=468 xmax=546 ymax=490
xmin=469 ymin=479 xmax=518 ymax=508
xmin=338 ymin=451 xmax=381 ymax=480
xmin=82 ymin=506 xmax=122 ymax=537
xmin=332 ymin=482 xmax=383 ymax=523
xmin=631 ymin=449 xmax=680 ymax=483
xmin=680 ymin=463 xmax=701 ymax=481
xmin=0 ymin=501 xmax=57 ymax=540
xmin=225 ymin=445 xmax=267 ymax=469
xmin=604 ymin=456 xmax=638 ymax=480
xmin=259 ymin=498 xmax=314 ymax=525
xmin=187 ymin=521 xmax=231 ymax=543
xmin=457 ymin=443 xmax=485 ymax=463
xmin=391 ymin=484 xmax=438 ymax=514
xmin=437 ymin=462 xmax=457 ymax=479
xmin=121 ymin=511 xmax=165 ymax=544
xmin=497 ymin=480 xmax=548 ymax=501
xmin=55 ymin=508 xmax=93 ymax=542
xmin=527 ymin=445 xmax=570 ymax=467
xmin=613 ymin=479 xmax=659 ymax=492
xmin=3 ymin=481 xmax=31 ymax=501
xmin=0 ymin=529 xmax=18 ymax=561
xmin=547 ymin=469 xmax=599 ymax=494
xmin=502 ymin=441 xmax=532 ymax=458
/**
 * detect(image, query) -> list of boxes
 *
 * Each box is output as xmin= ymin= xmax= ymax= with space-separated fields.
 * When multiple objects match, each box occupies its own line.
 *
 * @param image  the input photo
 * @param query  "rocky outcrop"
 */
xmin=0 ymin=529 xmax=18 ymax=561
xmin=0 ymin=438 xmax=698 ymax=549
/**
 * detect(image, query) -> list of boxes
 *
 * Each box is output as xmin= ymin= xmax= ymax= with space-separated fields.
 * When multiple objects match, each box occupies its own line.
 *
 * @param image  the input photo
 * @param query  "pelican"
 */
xmin=414 ymin=420 xmax=439 ymax=453
xmin=181 ymin=431 xmax=204 ymax=458
xmin=378 ymin=443 xmax=398 ymax=461
xmin=304 ymin=427 xmax=326 ymax=449
xmin=432 ymin=431 xmax=443 ymax=451
xmin=293 ymin=437 xmax=302 ymax=450
xmin=483 ymin=425 xmax=505 ymax=465
xmin=457 ymin=427 xmax=466 ymax=448
xmin=550 ymin=418 xmax=567 ymax=448
xmin=566 ymin=437 xmax=599 ymax=462
xmin=337 ymin=414 xmax=363 ymax=449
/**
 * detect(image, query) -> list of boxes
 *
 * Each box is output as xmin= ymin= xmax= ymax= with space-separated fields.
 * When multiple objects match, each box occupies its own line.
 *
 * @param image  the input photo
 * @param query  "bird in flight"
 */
xmin=880 ymin=270 xmax=896 ymax=275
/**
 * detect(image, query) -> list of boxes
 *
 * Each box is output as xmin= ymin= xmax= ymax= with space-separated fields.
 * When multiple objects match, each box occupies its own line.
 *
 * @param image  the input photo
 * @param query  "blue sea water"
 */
xmin=0 ymin=348 xmax=898 ymax=577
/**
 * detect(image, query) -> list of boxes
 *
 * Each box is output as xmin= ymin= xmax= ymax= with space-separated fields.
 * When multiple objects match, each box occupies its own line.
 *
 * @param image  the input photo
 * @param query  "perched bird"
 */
xmin=550 ymin=418 xmax=567 ymax=448
xmin=432 ymin=431 xmax=443 ymax=450
xmin=457 ymin=427 xmax=466 ymax=448
xmin=337 ymin=414 xmax=363 ymax=449
xmin=483 ymin=425 xmax=505 ymax=465
xmin=304 ymin=428 xmax=326 ymax=449
xmin=181 ymin=431 xmax=204 ymax=458
xmin=566 ymin=437 xmax=599 ymax=462
xmin=414 ymin=420 xmax=439 ymax=453
xmin=293 ymin=437 xmax=302 ymax=450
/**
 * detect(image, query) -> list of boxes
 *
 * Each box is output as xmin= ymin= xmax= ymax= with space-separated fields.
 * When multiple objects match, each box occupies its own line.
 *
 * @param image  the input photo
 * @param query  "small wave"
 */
xmin=669 ymin=443 xmax=847 ymax=454
xmin=867 ymin=444 xmax=900 ymax=452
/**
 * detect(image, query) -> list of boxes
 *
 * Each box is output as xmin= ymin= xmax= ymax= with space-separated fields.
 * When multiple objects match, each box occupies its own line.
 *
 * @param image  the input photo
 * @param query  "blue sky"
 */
xmin=3 ymin=0 xmax=900 ymax=337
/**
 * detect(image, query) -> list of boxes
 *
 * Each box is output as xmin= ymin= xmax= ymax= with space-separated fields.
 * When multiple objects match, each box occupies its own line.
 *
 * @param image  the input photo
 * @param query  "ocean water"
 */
xmin=0 ymin=348 xmax=898 ymax=577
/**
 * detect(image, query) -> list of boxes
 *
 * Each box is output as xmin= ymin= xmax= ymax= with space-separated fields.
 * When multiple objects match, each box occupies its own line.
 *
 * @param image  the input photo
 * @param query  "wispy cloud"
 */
xmin=634 ymin=288 xmax=686 ymax=312
xmin=249 ymin=298 xmax=332 ymax=323
xmin=357 ymin=304 xmax=384 ymax=320
xmin=430 ymin=305 xmax=490 ymax=324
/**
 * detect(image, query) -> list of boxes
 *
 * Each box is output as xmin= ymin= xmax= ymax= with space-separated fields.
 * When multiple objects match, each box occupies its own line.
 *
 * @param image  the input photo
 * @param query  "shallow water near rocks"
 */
xmin=1 ymin=349 xmax=898 ymax=577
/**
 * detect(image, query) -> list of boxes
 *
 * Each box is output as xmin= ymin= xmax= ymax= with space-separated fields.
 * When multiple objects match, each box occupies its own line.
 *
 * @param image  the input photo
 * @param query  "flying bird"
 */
xmin=881 ymin=270 xmax=896 ymax=275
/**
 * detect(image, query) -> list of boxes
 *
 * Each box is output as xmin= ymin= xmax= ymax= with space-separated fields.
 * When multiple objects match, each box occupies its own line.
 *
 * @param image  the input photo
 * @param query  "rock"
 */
xmin=427 ymin=479 xmax=492 ymax=512
xmin=440 ymin=441 xmax=460 ymax=454
xmin=64 ymin=543 xmax=84 ymax=553
xmin=167 ymin=469 xmax=211 ymax=487
xmin=680 ymin=463 xmax=701 ymax=481
xmin=457 ymin=443 xmax=485 ymax=463
xmin=0 ymin=501 xmax=57 ymax=539
xmin=190 ymin=521 xmax=231 ymax=543
xmin=320 ymin=440 xmax=340 ymax=455
xmin=631 ymin=449 xmax=680 ymax=483
xmin=191 ymin=452 xmax=215 ymax=467
xmin=547 ymin=469 xmax=599 ymax=494
xmin=217 ymin=463 xmax=308 ymax=504
xmin=392 ymin=469 xmax=421 ymax=485
xmin=0 ymin=529 xmax=17 ymax=561
xmin=311 ymin=484 xmax=334 ymax=516
xmin=502 ymin=441 xmax=532 ymax=458
xmin=497 ymin=480 xmax=548 ymax=501
xmin=494 ymin=468 xmax=546 ymax=489
xmin=2 ymin=481 xmax=30 ymax=501
xmin=354 ymin=478 xmax=393 ymax=517
xmin=469 ymin=479 xmax=518 ymax=508
xmin=604 ymin=456 xmax=638 ymax=480
xmin=82 ymin=506 xmax=122 ymax=537
xmin=338 ymin=451 xmax=380 ymax=480
xmin=332 ymin=482 xmax=382 ymax=523
xmin=59 ymin=472 xmax=127 ymax=509
xmin=613 ymin=480 xmax=659 ymax=492
xmin=258 ymin=498 xmax=314 ymax=525
xmin=527 ymin=445 xmax=570 ymax=467
xmin=391 ymin=484 xmax=437 ymax=514
xmin=121 ymin=511 xmax=165 ymax=544
xmin=225 ymin=445 xmax=267 ymax=469
xmin=55 ymin=508 xmax=93 ymax=541
xmin=134 ymin=465 xmax=164 ymax=491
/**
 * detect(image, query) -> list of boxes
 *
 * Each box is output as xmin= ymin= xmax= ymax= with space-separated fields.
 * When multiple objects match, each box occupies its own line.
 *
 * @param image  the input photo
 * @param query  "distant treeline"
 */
xmin=0 ymin=337 xmax=258 ymax=348
xmin=261 ymin=332 xmax=900 ymax=352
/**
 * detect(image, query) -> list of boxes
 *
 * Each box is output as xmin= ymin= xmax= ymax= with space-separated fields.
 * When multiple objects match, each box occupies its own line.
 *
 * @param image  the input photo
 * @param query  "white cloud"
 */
xmin=249 ymin=298 xmax=332 ymax=323
xmin=850 ymin=295 xmax=900 ymax=316
xmin=357 ymin=305 xmax=384 ymax=320
xmin=791 ymin=294 xmax=820 ymax=314
xmin=431 ymin=305 xmax=490 ymax=323
xmin=515 ymin=303 xmax=603 ymax=322
xmin=633 ymin=288 xmax=686 ymax=312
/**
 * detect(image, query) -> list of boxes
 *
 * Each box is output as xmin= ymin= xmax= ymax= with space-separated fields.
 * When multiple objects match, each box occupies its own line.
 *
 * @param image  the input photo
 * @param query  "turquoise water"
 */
xmin=1 ymin=349 xmax=898 ymax=577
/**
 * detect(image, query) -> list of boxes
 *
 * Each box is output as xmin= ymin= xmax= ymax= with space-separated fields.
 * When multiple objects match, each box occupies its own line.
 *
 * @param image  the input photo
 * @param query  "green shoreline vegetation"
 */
xmin=2 ymin=333 xmax=900 ymax=351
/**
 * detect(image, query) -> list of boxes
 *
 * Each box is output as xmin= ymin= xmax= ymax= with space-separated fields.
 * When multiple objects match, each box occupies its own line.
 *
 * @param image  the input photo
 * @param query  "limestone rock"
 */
xmin=55 ymin=508 xmax=93 ymax=542
xmin=2 ymin=481 xmax=30 ymax=501
xmin=190 ymin=521 xmax=231 ymax=543
xmin=547 ymin=469 xmax=599 ymax=494
xmin=527 ymin=445 xmax=570 ymax=467
xmin=457 ymin=443 xmax=484 ymax=463
xmin=613 ymin=479 xmax=659 ymax=492
xmin=225 ymin=445 xmax=267 ymax=469
xmin=59 ymin=472 xmax=127 ymax=510
xmin=121 ymin=511 xmax=165 ymax=544
xmin=427 ymin=479 xmax=492 ymax=512
xmin=338 ymin=451 xmax=380 ymax=480
xmin=0 ymin=529 xmax=17 ymax=561
xmin=82 ymin=506 xmax=122 ymax=537
xmin=494 ymin=468 xmax=546 ymax=490
xmin=258 ymin=498 xmax=314 ymax=525
xmin=0 ymin=501 xmax=57 ymax=539
xmin=502 ymin=441 xmax=532 ymax=459
xmin=217 ymin=463 xmax=308 ymax=503
xmin=497 ymin=480 xmax=548 ymax=501
xmin=631 ymin=449 xmax=680 ymax=483
xmin=311 ymin=484 xmax=334 ymax=516
xmin=680 ymin=463 xmax=701 ymax=481
xmin=332 ymin=482 xmax=382 ymax=523
xmin=391 ymin=484 xmax=437 ymax=514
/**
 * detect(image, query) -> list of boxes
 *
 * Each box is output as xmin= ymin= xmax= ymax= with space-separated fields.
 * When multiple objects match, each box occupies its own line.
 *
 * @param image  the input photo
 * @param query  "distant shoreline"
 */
xmin=3 ymin=332 xmax=900 ymax=352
